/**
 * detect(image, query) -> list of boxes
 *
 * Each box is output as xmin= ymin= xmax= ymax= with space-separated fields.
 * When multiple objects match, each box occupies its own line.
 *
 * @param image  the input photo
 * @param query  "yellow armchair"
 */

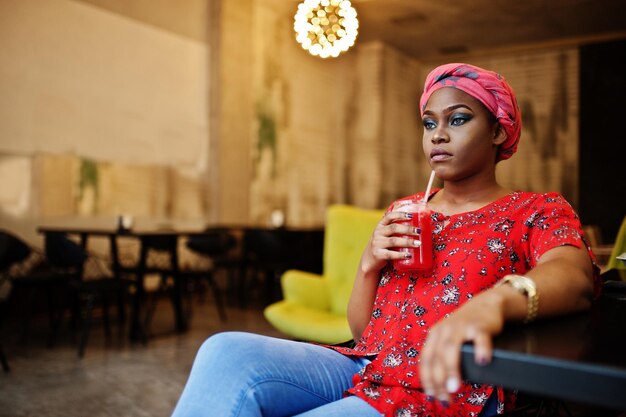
xmin=264 ymin=205 xmax=385 ymax=344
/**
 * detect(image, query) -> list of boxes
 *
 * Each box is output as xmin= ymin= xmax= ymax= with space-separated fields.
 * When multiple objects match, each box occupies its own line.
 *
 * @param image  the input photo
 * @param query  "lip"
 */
xmin=430 ymin=148 xmax=452 ymax=162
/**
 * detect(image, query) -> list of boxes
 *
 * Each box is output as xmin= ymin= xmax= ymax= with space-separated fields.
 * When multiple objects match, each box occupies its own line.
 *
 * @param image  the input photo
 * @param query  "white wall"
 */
xmin=0 ymin=0 xmax=210 ymax=239
xmin=0 ymin=0 xmax=209 ymax=166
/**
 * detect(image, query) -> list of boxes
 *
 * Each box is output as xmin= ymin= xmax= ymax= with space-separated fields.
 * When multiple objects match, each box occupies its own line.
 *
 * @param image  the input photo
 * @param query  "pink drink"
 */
xmin=393 ymin=203 xmax=434 ymax=271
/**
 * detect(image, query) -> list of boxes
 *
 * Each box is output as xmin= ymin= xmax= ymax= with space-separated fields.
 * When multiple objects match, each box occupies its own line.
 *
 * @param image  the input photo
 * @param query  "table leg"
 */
xmin=129 ymin=239 xmax=148 ymax=343
xmin=109 ymin=235 xmax=126 ymax=325
xmin=170 ymin=237 xmax=188 ymax=332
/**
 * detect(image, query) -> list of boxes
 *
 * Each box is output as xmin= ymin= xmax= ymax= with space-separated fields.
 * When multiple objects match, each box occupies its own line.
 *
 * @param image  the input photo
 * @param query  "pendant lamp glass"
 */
xmin=294 ymin=0 xmax=359 ymax=59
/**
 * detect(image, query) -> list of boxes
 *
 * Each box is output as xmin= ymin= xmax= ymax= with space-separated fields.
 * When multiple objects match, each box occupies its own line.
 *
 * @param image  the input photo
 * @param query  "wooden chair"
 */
xmin=182 ymin=229 xmax=235 ymax=321
xmin=1 ymin=231 xmax=71 ymax=352
xmin=43 ymin=232 xmax=132 ymax=357
xmin=0 ymin=230 xmax=32 ymax=372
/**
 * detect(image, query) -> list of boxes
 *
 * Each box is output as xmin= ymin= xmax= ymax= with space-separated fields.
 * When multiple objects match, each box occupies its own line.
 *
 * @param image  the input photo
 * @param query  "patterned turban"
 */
xmin=419 ymin=63 xmax=522 ymax=161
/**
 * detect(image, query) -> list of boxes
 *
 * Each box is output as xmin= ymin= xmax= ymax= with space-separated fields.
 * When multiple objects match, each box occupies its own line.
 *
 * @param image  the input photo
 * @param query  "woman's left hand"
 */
xmin=419 ymin=290 xmax=506 ymax=404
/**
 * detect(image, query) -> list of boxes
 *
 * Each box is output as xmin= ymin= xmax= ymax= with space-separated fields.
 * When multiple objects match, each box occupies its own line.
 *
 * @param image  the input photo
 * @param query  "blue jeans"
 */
xmin=171 ymin=332 xmax=382 ymax=417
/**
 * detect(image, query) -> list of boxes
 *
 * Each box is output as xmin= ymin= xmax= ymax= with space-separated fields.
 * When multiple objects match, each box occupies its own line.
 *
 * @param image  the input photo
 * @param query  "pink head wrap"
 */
xmin=419 ymin=63 xmax=522 ymax=161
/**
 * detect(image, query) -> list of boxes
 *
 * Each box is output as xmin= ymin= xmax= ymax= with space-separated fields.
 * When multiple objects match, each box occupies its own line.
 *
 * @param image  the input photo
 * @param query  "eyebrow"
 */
xmin=423 ymin=104 xmax=474 ymax=116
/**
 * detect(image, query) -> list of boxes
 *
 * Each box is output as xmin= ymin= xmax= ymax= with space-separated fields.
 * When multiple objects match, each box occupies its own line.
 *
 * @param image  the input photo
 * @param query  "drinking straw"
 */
xmin=423 ymin=170 xmax=436 ymax=206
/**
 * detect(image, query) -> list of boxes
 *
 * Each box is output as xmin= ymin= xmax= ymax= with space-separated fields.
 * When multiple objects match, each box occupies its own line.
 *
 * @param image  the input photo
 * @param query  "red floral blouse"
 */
xmin=331 ymin=190 xmax=600 ymax=417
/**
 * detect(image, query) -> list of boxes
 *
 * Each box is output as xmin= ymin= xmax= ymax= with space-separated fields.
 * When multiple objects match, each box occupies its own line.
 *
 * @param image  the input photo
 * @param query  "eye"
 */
xmin=423 ymin=119 xmax=436 ymax=130
xmin=450 ymin=113 xmax=472 ymax=126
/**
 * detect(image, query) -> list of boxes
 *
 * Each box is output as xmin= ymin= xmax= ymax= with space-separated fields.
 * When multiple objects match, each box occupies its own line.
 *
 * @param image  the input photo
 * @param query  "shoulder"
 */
xmin=508 ymin=192 xmax=582 ymax=233
xmin=497 ymin=192 xmax=580 ymax=229
xmin=510 ymin=191 xmax=575 ymax=211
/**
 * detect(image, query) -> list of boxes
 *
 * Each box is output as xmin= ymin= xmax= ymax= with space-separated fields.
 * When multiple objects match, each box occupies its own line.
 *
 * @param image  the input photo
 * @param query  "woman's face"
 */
xmin=421 ymin=87 xmax=506 ymax=182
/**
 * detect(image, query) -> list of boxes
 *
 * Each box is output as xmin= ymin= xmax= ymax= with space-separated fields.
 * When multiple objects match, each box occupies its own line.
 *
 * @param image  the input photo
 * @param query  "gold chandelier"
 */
xmin=294 ymin=0 xmax=359 ymax=59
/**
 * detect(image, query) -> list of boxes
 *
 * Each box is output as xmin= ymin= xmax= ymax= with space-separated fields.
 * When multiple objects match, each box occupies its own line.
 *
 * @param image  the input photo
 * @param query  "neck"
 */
xmin=429 ymin=171 xmax=511 ymax=215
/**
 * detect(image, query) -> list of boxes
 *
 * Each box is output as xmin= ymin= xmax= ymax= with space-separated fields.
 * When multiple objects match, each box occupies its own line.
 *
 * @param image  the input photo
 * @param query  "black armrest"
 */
xmin=603 ymin=279 xmax=626 ymax=295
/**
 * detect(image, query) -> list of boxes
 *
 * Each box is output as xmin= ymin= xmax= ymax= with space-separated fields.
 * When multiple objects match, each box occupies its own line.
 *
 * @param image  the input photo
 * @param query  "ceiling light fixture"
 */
xmin=294 ymin=0 xmax=359 ymax=59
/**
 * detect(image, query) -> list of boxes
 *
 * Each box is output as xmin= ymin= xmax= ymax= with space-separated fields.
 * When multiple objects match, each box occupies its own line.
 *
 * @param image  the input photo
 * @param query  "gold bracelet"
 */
xmin=495 ymin=274 xmax=539 ymax=323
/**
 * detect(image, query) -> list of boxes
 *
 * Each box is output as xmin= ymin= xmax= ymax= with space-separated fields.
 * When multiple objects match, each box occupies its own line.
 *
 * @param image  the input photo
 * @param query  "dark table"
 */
xmin=461 ymin=280 xmax=626 ymax=411
xmin=37 ymin=222 xmax=324 ymax=341
xmin=37 ymin=224 xmax=199 ymax=341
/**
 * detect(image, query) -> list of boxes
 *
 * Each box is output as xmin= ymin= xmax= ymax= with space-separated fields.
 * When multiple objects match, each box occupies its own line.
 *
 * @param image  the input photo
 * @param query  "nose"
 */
xmin=431 ymin=126 xmax=449 ymax=144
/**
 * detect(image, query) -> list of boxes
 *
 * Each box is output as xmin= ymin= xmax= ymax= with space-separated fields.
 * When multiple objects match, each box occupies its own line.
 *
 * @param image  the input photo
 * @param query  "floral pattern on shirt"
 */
xmin=330 ymin=191 xmax=600 ymax=417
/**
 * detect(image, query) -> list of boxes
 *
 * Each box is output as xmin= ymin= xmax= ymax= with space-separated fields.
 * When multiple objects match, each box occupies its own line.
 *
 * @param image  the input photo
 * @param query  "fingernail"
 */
xmin=477 ymin=355 xmax=490 ymax=366
xmin=437 ymin=395 xmax=450 ymax=407
xmin=413 ymin=239 xmax=421 ymax=247
xmin=446 ymin=377 xmax=460 ymax=393
xmin=414 ymin=227 xmax=421 ymax=234
xmin=405 ymin=213 xmax=413 ymax=219
xmin=426 ymin=395 xmax=434 ymax=402
xmin=404 ymin=252 xmax=412 ymax=259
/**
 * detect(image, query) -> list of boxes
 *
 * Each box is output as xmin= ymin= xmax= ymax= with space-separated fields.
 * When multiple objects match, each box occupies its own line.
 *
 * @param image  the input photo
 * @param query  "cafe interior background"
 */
xmin=0 ymin=0 xmax=626 ymax=415
xmin=2 ymin=0 xmax=624 ymax=244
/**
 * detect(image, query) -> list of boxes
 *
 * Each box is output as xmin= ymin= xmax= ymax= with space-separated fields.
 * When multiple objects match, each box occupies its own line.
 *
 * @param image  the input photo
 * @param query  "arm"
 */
xmin=347 ymin=257 xmax=380 ymax=341
xmin=419 ymin=243 xmax=595 ymax=403
xmin=347 ymin=210 xmax=422 ymax=340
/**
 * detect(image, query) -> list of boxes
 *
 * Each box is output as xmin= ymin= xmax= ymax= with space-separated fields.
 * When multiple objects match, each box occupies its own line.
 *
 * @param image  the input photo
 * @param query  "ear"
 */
xmin=492 ymin=123 xmax=507 ymax=146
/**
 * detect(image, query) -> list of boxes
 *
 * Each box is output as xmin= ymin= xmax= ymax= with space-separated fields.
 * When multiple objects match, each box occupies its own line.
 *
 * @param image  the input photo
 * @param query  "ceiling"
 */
xmin=77 ymin=1 xmax=626 ymax=57
xmin=347 ymin=0 xmax=626 ymax=59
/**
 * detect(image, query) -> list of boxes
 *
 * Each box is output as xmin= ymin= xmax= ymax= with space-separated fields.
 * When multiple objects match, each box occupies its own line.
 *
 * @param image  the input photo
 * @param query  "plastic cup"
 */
xmin=392 ymin=199 xmax=434 ymax=272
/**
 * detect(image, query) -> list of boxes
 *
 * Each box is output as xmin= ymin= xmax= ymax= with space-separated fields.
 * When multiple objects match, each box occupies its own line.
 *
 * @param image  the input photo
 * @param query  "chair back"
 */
xmin=243 ymin=229 xmax=285 ymax=263
xmin=44 ymin=233 xmax=86 ymax=270
xmin=0 ymin=231 xmax=32 ymax=273
xmin=323 ymin=205 xmax=385 ymax=315
xmin=186 ymin=230 xmax=236 ymax=257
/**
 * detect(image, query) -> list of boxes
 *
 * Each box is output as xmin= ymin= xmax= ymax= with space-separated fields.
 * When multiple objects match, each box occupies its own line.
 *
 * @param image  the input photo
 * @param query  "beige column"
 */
xmin=208 ymin=0 xmax=254 ymax=224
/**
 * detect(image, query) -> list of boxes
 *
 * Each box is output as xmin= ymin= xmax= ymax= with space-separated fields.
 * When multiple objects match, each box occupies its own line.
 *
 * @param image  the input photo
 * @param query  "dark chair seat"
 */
xmin=182 ymin=230 xmax=237 ymax=321
xmin=240 ymin=228 xmax=290 ymax=306
xmin=9 ymin=265 xmax=74 ymax=349
xmin=121 ymin=234 xmax=190 ymax=339
xmin=67 ymin=275 xmax=133 ymax=357
xmin=1 ymin=230 xmax=42 ymax=371
xmin=41 ymin=232 xmax=130 ymax=357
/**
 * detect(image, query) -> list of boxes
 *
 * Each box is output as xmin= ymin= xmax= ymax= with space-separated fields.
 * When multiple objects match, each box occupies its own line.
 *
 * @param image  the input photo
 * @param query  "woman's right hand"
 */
xmin=349 ymin=208 xmax=423 ymax=340
xmin=359 ymin=210 xmax=423 ymax=275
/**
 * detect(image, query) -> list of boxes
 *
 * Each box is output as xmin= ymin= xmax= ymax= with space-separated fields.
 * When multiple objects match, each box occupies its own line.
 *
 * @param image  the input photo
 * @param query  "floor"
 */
xmin=0 ymin=281 xmax=621 ymax=417
xmin=0 ymin=282 xmax=284 ymax=417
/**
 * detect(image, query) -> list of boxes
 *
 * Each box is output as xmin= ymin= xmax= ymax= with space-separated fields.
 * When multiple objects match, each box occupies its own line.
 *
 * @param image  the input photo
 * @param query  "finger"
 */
xmin=382 ymin=211 xmax=413 ymax=225
xmin=372 ymin=248 xmax=411 ymax=261
xmin=406 ymin=236 xmax=422 ymax=247
xmin=383 ymin=235 xmax=421 ymax=249
xmin=431 ymin=356 xmax=449 ymax=404
xmin=431 ymin=329 xmax=459 ymax=403
xmin=375 ymin=223 xmax=421 ymax=247
xmin=420 ymin=330 xmax=439 ymax=398
xmin=472 ymin=330 xmax=493 ymax=366
xmin=441 ymin=335 xmax=462 ymax=396
xmin=385 ymin=222 xmax=407 ymax=237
